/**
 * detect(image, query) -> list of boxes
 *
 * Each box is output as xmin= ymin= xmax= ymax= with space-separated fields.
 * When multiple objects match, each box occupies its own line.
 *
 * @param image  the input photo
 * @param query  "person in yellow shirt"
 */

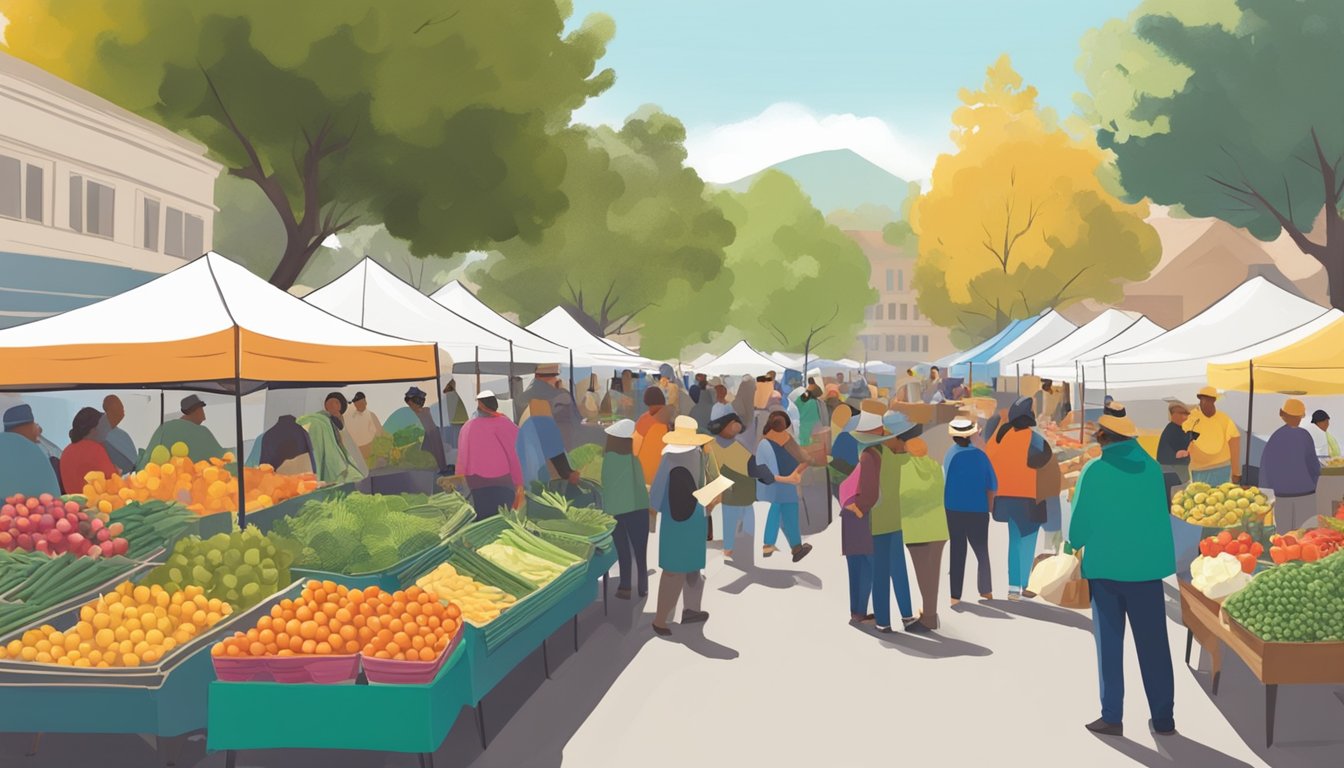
xmin=1183 ymin=386 xmax=1241 ymax=485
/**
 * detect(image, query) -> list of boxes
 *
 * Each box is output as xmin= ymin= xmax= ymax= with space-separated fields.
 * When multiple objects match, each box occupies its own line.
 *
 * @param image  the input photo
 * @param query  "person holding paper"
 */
xmin=704 ymin=412 xmax=775 ymax=559
xmin=648 ymin=417 xmax=714 ymax=636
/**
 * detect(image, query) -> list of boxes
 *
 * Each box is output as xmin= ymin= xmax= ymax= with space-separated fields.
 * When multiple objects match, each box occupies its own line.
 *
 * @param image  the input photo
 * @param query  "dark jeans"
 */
xmin=612 ymin=510 xmax=650 ymax=593
xmin=871 ymin=531 xmax=913 ymax=628
xmin=846 ymin=554 xmax=873 ymax=616
xmin=469 ymin=484 xmax=514 ymax=521
xmin=947 ymin=511 xmax=992 ymax=599
xmin=1090 ymin=578 xmax=1175 ymax=730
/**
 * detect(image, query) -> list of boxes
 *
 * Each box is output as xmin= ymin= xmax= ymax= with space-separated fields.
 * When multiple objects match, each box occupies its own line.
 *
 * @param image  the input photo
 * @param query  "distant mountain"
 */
xmin=724 ymin=149 xmax=912 ymax=214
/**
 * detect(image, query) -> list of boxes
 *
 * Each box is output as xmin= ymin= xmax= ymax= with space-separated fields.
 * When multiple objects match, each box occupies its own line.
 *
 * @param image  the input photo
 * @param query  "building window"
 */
xmin=885 ymin=269 xmax=895 ymax=291
xmin=0 ymin=154 xmax=21 ymax=219
xmin=69 ymin=175 xmax=115 ymax=237
xmin=143 ymin=198 xmax=160 ymax=251
xmin=913 ymin=305 xmax=921 ymax=321
xmin=885 ymin=335 xmax=895 ymax=352
xmin=25 ymin=166 xmax=43 ymax=223
xmin=921 ymin=336 xmax=929 ymax=353
xmin=163 ymin=206 xmax=205 ymax=258
xmin=898 ymin=335 xmax=907 ymax=353
xmin=900 ymin=303 xmax=909 ymax=320
xmin=898 ymin=270 xmax=905 ymax=291
xmin=887 ymin=302 xmax=896 ymax=319
xmin=875 ymin=303 xmax=884 ymax=321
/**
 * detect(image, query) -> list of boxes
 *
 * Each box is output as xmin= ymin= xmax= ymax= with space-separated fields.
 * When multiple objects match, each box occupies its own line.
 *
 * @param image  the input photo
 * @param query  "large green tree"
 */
xmin=473 ymin=109 xmax=736 ymax=355
xmin=1 ymin=0 xmax=613 ymax=289
xmin=707 ymin=171 xmax=877 ymax=361
xmin=1085 ymin=0 xmax=1344 ymax=308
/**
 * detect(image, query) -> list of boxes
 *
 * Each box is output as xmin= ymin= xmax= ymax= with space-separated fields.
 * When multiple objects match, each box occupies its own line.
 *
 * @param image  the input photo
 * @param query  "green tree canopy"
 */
xmin=1 ymin=0 xmax=613 ymax=289
xmin=473 ymin=109 xmax=736 ymax=355
xmin=1086 ymin=0 xmax=1344 ymax=308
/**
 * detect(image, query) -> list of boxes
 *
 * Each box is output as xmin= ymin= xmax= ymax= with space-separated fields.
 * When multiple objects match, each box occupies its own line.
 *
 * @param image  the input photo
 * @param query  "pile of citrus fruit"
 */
xmin=83 ymin=442 xmax=319 ymax=516
xmin=211 ymin=580 xmax=460 ymax=662
xmin=0 ymin=582 xmax=230 ymax=667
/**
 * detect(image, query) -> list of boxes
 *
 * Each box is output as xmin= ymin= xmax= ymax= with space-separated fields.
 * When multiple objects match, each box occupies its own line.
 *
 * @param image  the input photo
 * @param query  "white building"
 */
xmin=0 ymin=51 xmax=221 ymax=327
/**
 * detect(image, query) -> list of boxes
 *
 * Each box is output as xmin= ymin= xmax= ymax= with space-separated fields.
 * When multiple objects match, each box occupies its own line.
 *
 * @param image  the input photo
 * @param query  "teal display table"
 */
xmin=207 ymin=642 xmax=470 ymax=767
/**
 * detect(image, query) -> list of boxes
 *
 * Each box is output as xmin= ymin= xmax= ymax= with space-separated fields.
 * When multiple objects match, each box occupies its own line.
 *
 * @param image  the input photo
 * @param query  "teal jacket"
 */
xmin=1068 ymin=439 xmax=1175 ymax=582
xmin=601 ymin=451 xmax=649 ymax=516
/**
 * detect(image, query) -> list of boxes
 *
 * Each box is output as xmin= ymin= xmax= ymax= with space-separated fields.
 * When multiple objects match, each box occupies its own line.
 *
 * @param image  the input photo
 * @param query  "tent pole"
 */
xmin=1079 ymin=363 xmax=1086 ymax=449
xmin=1015 ymin=363 xmax=1021 ymax=397
xmin=474 ymin=346 xmax=481 ymax=392
xmin=235 ymin=384 xmax=246 ymax=529
xmin=568 ymin=349 xmax=576 ymax=406
xmin=1245 ymin=360 xmax=1255 ymax=480
xmin=1102 ymin=355 xmax=1109 ymax=399
xmin=159 ymin=391 xmax=165 ymax=425
xmin=434 ymin=344 xmax=445 ymax=449
xmin=509 ymin=341 xmax=519 ymax=421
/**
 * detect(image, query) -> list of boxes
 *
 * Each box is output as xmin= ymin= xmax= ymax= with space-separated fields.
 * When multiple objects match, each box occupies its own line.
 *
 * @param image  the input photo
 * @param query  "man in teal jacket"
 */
xmin=1068 ymin=411 xmax=1176 ymax=738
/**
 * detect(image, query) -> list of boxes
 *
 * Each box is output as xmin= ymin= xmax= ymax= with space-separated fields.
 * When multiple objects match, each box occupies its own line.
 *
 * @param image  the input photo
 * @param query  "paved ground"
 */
xmin=5 ymin=484 xmax=1343 ymax=767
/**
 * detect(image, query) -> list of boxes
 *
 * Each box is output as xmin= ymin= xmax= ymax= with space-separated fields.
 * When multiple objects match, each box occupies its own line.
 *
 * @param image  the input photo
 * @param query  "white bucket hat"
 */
xmin=604 ymin=419 xmax=636 ymax=439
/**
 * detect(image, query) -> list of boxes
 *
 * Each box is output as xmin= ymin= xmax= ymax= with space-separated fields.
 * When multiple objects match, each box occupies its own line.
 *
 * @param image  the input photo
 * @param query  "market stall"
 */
xmin=984 ymin=310 xmax=1077 ymax=386
xmin=431 ymin=280 xmax=572 ymax=375
xmin=696 ymin=340 xmax=786 ymax=378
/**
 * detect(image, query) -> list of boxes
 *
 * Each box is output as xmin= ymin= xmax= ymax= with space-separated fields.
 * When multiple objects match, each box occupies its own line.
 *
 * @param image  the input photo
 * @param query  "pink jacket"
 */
xmin=457 ymin=413 xmax=523 ymax=485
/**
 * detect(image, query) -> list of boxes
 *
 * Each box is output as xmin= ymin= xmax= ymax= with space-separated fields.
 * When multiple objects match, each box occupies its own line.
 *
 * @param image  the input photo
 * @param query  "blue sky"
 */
xmin=568 ymin=0 xmax=1138 ymax=182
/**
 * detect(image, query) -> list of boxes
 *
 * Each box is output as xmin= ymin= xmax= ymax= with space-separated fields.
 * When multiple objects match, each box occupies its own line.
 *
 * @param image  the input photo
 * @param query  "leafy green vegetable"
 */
xmin=1223 ymin=550 xmax=1344 ymax=642
xmin=271 ymin=492 xmax=471 ymax=574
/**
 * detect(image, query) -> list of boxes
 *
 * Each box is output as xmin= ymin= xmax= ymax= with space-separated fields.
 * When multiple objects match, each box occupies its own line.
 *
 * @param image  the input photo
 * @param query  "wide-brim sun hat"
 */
xmin=854 ymin=410 xmax=922 ymax=445
xmin=1197 ymin=385 xmax=1220 ymax=400
xmin=604 ymin=419 xmax=636 ymax=438
xmin=1098 ymin=413 xmax=1139 ymax=438
xmin=664 ymin=415 xmax=712 ymax=446
xmin=849 ymin=398 xmax=887 ymax=432
xmin=948 ymin=417 xmax=978 ymax=437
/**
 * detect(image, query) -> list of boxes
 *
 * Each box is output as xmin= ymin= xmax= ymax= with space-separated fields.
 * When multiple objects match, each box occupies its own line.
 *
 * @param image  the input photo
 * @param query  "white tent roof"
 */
xmin=1009 ymin=310 xmax=1143 ymax=373
xmin=698 ymin=340 xmax=785 ymax=377
xmin=1207 ymin=308 xmax=1344 ymax=368
xmin=0 ymin=252 xmax=437 ymax=392
xmin=865 ymin=362 xmax=899 ymax=375
xmin=769 ymin=352 xmax=804 ymax=369
xmin=836 ymin=358 xmax=863 ymax=369
xmin=1032 ymin=312 xmax=1167 ymax=381
xmin=525 ymin=307 xmax=655 ymax=368
xmin=305 ymin=259 xmax=510 ymax=366
xmin=686 ymin=352 xmax=718 ymax=370
xmin=1079 ymin=277 xmax=1332 ymax=398
xmin=989 ymin=310 xmax=1077 ymax=375
xmin=429 ymin=281 xmax=568 ymax=367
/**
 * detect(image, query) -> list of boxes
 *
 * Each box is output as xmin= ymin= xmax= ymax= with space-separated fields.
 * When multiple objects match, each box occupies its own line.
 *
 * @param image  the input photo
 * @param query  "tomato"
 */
xmin=1302 ymin=543 xmax=1321 ymax=563
xmin=1217 ymin=531 xmax=1233 ymax=545
xmin=1250 ymin=542 xmax=1264 ymax=557
xmin=1237 ymin=532 xmax=1253 ymax=544
xmin=1225 ymin=541 xmax=1241 ymax=556
xmin=1286 ymin=544 xmax=1302 ymax=560
xmin=1270 ymin=546 xmax=1288 ymax=564
xmin=1237 ymin=553 xmax=1257 ymax=574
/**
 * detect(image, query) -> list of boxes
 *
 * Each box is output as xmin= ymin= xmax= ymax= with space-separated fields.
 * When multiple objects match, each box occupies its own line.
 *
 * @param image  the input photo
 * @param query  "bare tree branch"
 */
xmin=414 ymin=9 xmax=460 ymax=34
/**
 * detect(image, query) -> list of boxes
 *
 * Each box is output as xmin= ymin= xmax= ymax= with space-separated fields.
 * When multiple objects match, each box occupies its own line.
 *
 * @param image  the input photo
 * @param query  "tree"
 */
xmin=911 ymin=55 xmax=1160 ymax=347
xmin=473 ymin=109 xmax=736 ymax=353
xmin=1 ymin=0 xmax=613 ymax=289
xmin=705 ymin=171 xmax=876 ymax=361
xmin=1084 ymin=0 xmax=1344 ymax=310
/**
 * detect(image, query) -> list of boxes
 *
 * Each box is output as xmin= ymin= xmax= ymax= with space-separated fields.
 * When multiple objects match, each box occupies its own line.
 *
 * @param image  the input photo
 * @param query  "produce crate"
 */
xmin=241 ymin=482 xmax=357 ymax=534
xmin=0 ymin=557 xmax=158 ymax=644
xmin=182 ymin=510 xmax=235 ymax=542
xmin=207 ymin=638 xmax=471 ymax=755
xmin=1219 ymin=610 xmax=1344 ymax=684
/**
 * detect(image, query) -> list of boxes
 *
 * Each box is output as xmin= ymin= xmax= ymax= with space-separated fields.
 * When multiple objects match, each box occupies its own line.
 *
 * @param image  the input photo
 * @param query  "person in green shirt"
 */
xmin=600 ymin=419 xmax=651 ymax=599
xmin=139 ymin=395 xmax=227 ymax=468
xmin=1068 ymin=412 xmax=1176 ymax=738
xmin=296 ymin=393 xmax=365 ymax=485
xmin=854 ymin=410 xmax=921 ymax=633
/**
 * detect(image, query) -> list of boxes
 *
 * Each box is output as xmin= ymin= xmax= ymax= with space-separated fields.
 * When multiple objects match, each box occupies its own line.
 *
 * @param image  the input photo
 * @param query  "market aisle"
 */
xmin=5 ymin=503 xmax=1341 ymax=767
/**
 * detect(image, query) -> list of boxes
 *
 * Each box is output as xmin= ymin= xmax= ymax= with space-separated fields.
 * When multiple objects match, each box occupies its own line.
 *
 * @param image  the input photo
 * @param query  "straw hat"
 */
xmin=1281 ymin=398 xmax=1306 ymax=418
xmin=948 ymin=417 xmax=978 ymax=437
xmin=850 ymin=398 xmax=886 ymax=432
xmin=1098 ymin=413 xmax=1139 ymax=438
xmin=1196 ymin=385 xmax=1220 ymax=400
xmin=534 ymin=363 xmax=561 ymax=377
xmin=663 ymin=415 xmax=712 ymax=447
xmin=855 ymin=410 xmax=921 ymax=446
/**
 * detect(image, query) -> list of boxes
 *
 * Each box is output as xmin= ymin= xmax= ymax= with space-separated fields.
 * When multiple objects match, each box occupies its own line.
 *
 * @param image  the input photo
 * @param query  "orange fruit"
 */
xmin=314 ymin=642 xmax=332 ymax=655
xmin=299 ymin=621 xmax=317 ymax=640
xmin=301 ymin=639 xmax=316 ymax=654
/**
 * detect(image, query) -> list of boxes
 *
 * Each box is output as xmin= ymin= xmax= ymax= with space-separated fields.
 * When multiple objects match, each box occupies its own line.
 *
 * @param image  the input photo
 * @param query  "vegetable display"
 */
xmin=367 ymin=425 xmax=437 ymax=470
xmin=272 ymin=492 xmax=469 ymax=575
xmin=476 ymin=529 xmax=578 ymax=587
xmin=526 ymin=489 xmax=614 ymax=538
xmin=415 ymin=563 xmax=517 ymax=625
xmin=1171 ymin=482 xmax=1273 ymax=528
xmin=567 ymin=444 xmax=604 ymax=483
xmin=1198 ymin=531 xmax=1263 ymax=574
xmin=1190 ymin=553 xmax=1251 ymax=600
xmin=0 ymin=494 xmax=128 ymax=558
xmin=1268 ymin=529 xmax=1343 ymax=564
xmin=0 ymin=551 xmax=141 ymax=637
xmin=1223 ymin=550 xmax=1344 ymax=642
xmin=141 ymin=528 xmax=294 ymax=610
xmin=212 ymin=581 xmax=460 ymax=662
xmin=110 ymin=501 xmax=197 ymax=557
xmin=83 ymin=444 xmax=319 ymax=516
xmin=0 ymin=583 xmax=230 ymax=667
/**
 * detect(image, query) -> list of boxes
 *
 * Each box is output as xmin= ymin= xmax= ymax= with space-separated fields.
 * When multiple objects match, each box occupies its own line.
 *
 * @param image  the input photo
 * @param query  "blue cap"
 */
xmin=405 ymin=386 xmax=427 ymax=400
xmin=3 ymin=404 xmax=34 ymax=430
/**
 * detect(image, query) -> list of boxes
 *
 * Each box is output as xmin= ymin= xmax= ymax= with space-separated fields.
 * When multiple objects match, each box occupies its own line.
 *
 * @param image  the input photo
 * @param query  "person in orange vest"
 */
xmin=983 ymin=397 xmax=1054 ymax=600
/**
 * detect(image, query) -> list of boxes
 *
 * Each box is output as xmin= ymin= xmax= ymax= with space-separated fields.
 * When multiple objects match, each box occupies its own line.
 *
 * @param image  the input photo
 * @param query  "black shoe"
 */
xmin=615 ymin=588 xmax=631 ymax=600
xmin=638 ymin=589 xmax=648 ymax=598
xmin=1085 ymin=718 xmax=1123 ymax=737
xmin=681 ymin=609 xmax=709 ymax=624
xmin=1149 ymin=719 xmax=1176 ymax=736
xmin=652 ymin=624 xmax=672 ymax=637
xmin=791 ymin=543 xmax=814 ymax=562
xmin=906 ymin=620 xmax=932 ymax=634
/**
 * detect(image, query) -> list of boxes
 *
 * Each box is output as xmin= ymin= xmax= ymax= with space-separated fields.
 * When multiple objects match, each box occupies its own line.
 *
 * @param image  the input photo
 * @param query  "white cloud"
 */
xmin=684 ymin=103 xmax=944 ymax=184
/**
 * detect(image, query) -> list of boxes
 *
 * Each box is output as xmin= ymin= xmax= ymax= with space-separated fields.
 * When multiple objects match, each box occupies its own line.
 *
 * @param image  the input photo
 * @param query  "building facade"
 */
xmin=844 ymin=230 xmax=955 ymax=365
xmin=0 ymin=52 xmax=221 ymax=328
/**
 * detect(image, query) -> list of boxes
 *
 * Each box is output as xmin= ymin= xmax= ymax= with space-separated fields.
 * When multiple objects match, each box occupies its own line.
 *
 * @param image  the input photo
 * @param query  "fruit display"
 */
xmin=109 ymin=501 xmax=197 ymax=557
xmin=211 ymin=581 xmax=461 ymax=662
xmin=141 ymin=528 xmax=295 ymax=611
xmin=1268 ymin=528 xmax=1344 ymax=564
xmin=367 ymin=425 xmax=437 ymax=470
xmin=1190 ymin=553 xmax=1252 ymax=600
xmin=1171 ymin=482 xmax=1273 ymax=528
xmin=1324 ymin=457 xmax=1344 ymax=468
xmin=272 ymin=492 xmax=471 ymax=575
xmin=1198 ymin=531 xmax=1264 ymax=573
xmin=415 ymin=562 xmax=518 ymax=625
xmin=1223 ymin=550 xmax=1344 ymax=642
xmin=0 ymin=494 xmax=128 ymax=558
xmin=0 ymin=582 xmax=231 ymax=667
xmin=82 ymin=443 xmax=319 ymax=516
xmin=0 ymin=550 xmax=141 ymax=637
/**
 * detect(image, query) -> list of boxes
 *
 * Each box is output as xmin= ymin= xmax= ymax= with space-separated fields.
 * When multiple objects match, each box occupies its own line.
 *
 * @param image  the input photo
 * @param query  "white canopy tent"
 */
xmin=686 ymin=352 xmax=719 ymax=371
xmin=769 ymin=352 xmax=804 ymax=370
xmin=304 ymin=259 xmax=511 ymax=374
xmin=1032 ymin=313 xmax=1166 ymax=382
xmin=987 ymin=310 xmax=1077 ymax=378
xmin=1079 ymin=277 xmax=1333 ymax=400
xmin=1008 ymin=309 xmax=1144 ymax=374
xmin=697 ymin=340 xmax=786 ymax=377
xmin=429 ymin=280 xmax=568 ymax=373
xmin=525 ymin=307 xmax=656 ymax=368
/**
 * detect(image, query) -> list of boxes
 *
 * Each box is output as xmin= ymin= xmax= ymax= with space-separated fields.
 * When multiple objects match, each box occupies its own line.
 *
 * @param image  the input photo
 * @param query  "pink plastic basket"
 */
xmin=212 ymin=656 xmax=273 ymax=682
xmin=362 ymin=630 xmax=464 ymax=685
xmin=268 ymin=654 xmax=360 ymax=684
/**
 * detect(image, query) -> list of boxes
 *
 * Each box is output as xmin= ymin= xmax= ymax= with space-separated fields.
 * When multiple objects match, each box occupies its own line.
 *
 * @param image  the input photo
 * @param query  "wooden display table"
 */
xmin=1179 ymin=580 xmax=1344 ymax=746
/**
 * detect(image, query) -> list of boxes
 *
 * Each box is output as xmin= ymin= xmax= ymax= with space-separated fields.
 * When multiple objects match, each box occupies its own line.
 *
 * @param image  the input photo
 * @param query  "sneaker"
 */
xmin=791 ymin=543 xmax=813 ymax=562
xmin=876 ymin=625 xmax=894 ymax=633
xmin=723 ymin=550 xmax=734 ymax=559
xmin=906 ymin=620 xmax=932 ymax=634
xmin=681 ymin=609 xmax=709 ymax=624
xmin=652 ymin=624 xmax=672 ymax=637
xmin=1149 ymin=719 xmax=1176 ymax=736
xmin=1085 ymin=718 xmax=1123 ymax=737
xmin=762 ymin=545 xmax=778 ymax=558
xmin=1007 ymin=590 xmax=1022 ymax=602
xmin=979 ymin=593 xmax=993 ymax=601
xmin=1022 ymin=590 xmax=1037 ymax=600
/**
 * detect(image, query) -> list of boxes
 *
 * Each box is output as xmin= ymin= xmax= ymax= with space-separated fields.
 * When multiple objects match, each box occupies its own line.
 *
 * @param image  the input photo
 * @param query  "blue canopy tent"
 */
xmin=939 ymin=314 xmax=1043 ymax=384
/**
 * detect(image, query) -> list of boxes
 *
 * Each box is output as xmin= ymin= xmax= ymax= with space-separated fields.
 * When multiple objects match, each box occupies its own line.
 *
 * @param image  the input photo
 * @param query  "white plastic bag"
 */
xmin=1027 ymin=551 xmax=1079 ymax=603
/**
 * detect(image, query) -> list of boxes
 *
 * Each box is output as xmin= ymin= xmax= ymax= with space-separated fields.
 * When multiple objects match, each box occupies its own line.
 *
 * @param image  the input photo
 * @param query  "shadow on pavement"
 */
xmin=851 ymin=623 xmax=994 ymax=659
xmin=951 ymin=601 xmax=1014 ymax=620
xmin=715 ymin=531 xmax=823 ymax=594
xmin=653 ymin=623 xmax=740 ymax=661
xmin=1094 ymin=733 xmax=1258 ymax=768
xmin=995 ymin=598 xmax=1093 ymax=632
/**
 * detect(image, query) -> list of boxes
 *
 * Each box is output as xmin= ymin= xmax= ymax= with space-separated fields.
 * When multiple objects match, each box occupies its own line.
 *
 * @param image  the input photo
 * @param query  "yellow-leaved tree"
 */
xmin=911 ymin=55 xmax=1160 ymax=347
